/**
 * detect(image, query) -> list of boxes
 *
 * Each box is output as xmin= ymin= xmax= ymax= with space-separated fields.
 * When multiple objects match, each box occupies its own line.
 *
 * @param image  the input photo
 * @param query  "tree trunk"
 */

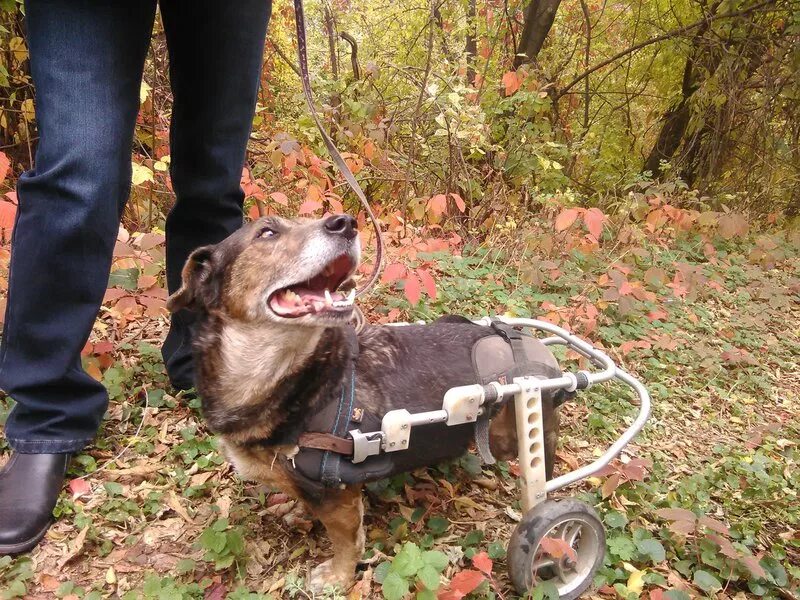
xmin=514 ymin=0 xmax=562 ymax=69
xmin=465 ymin=0 xmax=477 ymax=84
xmin=323 ymin=4 xmax=339 ymax=80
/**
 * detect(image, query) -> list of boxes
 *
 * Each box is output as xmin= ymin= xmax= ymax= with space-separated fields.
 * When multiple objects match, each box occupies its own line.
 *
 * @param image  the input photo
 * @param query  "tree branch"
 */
xmin=555 ymin=0 xmax=776 ymax=98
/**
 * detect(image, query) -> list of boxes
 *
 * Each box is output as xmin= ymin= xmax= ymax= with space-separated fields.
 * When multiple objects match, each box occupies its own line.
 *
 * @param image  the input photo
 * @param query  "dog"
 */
xmin=167 ymin=214 xmax=562 ymax=592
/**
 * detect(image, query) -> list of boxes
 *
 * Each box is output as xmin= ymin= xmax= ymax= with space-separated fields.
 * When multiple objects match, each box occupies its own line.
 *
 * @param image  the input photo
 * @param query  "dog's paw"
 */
xmin=308 ymin=559 xmax=352 ymax=595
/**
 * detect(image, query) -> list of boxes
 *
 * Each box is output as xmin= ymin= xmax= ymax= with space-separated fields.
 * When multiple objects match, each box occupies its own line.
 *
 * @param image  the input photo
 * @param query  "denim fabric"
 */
xmin=0 ymin=0 xmax=271 ymax=453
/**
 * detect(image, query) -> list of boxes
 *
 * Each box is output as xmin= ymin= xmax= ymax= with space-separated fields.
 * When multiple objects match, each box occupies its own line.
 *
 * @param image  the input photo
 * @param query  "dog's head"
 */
xmin=167 ymin=215 xmax=361 ymax=327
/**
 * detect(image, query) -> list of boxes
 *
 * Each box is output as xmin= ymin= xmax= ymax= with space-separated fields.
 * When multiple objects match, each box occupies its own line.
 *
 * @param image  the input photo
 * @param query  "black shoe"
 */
xmin=0 ymin=452 xmax=70 ymax=555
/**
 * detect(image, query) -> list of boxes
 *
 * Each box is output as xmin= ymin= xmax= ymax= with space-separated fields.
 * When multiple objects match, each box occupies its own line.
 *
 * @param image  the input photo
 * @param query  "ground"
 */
xmin=0 ymin=217 xmax=798 ymax=600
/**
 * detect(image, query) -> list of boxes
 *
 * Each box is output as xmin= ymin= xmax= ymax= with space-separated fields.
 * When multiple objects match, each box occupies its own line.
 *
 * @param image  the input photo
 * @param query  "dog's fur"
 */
xmin=168 ymin=216 xmax=560 ymax=591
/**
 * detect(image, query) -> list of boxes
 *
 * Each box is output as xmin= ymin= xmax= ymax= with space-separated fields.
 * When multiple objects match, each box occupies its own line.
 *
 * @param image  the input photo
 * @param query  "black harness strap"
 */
xmin=319 ymin=367 xmax=356 ymax=487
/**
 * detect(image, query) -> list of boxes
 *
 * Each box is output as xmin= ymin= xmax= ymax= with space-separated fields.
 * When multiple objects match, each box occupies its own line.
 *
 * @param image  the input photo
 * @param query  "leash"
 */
xmin=293 ymin=0 xmax=384 ymax=297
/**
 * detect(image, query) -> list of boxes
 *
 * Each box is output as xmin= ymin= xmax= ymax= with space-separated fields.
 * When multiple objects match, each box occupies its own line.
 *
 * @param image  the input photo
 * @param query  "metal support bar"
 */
xmin=514 ymin=377 xmax=548 ymax=511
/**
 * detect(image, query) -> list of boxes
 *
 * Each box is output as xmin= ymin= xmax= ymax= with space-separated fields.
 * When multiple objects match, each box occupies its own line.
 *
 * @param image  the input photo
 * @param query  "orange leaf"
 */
xmin=450 ymin=193 xmax=466 ymax=213
xmin=427 ymin=194 xmax=447 ymax=217
xmin=417 ymin=267 xmax=437 ymax=300
xmin=584 ymin=207 xmax=606 ymax=239
xmin=363 ymin=139 xmax=376 ymax=160
xmin=602 ymin=472 xmax=621 ymax=498
xmin=472 ymin=551 xmax=493 ymax=575
xmin=404 ymin=273 xmax=421 ymax=305
xmin=555 ymin=208 xmax=579 ymax=232
xmin=382 ymin=262 xmax=407 ymax=284
xmin=502 ymin=71 xmax=520 ymax=96
xmin=0 ymin=151 xmax=9 ymax=185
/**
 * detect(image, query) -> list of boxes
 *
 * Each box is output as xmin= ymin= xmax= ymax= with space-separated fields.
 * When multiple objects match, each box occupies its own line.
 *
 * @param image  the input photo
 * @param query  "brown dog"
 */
xmin=167 ymin=215 xmax=562 ymax=592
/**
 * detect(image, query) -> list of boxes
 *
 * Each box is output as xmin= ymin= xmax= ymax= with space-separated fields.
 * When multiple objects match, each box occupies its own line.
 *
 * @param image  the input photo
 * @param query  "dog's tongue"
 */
xmin=269 ymin=287 xmax=351 ymax=317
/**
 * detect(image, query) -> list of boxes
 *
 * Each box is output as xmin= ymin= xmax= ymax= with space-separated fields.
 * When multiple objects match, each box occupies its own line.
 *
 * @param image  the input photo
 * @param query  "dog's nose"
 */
xmin=324 ymin=214 xmax=358 ymax=240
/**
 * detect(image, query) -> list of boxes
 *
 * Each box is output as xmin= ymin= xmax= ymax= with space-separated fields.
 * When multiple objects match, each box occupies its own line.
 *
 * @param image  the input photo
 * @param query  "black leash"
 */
xmin=293 ymin=0 xmax=384 ymax=297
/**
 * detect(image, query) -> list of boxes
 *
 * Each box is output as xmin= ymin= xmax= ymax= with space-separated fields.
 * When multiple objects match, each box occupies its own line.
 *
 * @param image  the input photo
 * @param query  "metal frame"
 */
xmin=348 ymin=316 xmax=651 ymax=502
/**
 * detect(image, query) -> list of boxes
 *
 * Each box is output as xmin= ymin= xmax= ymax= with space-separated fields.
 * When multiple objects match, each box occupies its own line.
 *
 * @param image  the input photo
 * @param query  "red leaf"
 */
xmin=382 ymin=262 xmax=406 ymax=284
xmin=0 ymin=152 xmax=9 ymax=185
xmin=404 ymin=273 xmax=421 ymax=305
xmin=649 ymin=590 xmax=664 ymax=600
xmin=417 ymin=268 xmax=437 ymax=300
xmin=427 ymin=194 xmax=447 ymax=217
xmin=655 ymin=508 xmax=697 ymax=522
xmin=0 ymin=200 xmax=17 ymax=231
xmin=448 ymin=569 xmax=485 ymax=596
xmin=502 ymin=71 xmax=520 ymax=96
xmin=539 ymin=537 xmax=578 ymax=562
xmin=270 ymin=191 xmax=289 ymax=206
xmin=584 ymin=207 xmax=606 ymax=239
xmin=450 ymin=193 xmax=466 ymax=213
xmin=699 ymin=516 xmax=730 ymax=536
xmin=68 ymin=478 xmax=91 ymax=500
xmin=204 ymin=583 xmax=228 ymax=600
xmin=298 ymin=199 xmax=323 ymax=215
xmin=93 ymin=341 xmax=114 ymax=355
xmin=472 ymin=551 xmax=493 ymax=575
xmin=738 ymin=554 xmax=767 ymax=579
xmin=555 ymin=208 xmax=579 ymax=232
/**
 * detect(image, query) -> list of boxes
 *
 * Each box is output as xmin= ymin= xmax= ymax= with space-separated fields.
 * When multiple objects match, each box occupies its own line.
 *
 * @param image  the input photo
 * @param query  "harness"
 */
xmin=284 ymin=319 xmax=571 ymax=496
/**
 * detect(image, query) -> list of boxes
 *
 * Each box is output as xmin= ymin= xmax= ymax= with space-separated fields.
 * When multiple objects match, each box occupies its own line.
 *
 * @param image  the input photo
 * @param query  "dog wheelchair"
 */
xmin=346 ymin=316 xmax=651 ymax=599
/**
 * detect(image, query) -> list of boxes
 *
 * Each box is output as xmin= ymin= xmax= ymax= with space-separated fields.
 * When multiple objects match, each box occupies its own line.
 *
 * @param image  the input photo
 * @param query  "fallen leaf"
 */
xmin=68 ymin=478 xmax=92 ymax=500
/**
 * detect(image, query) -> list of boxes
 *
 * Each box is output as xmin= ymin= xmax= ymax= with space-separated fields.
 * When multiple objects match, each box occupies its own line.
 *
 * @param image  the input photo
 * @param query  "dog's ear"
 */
xmin=166 ymin=245 xmax=221 ymax=313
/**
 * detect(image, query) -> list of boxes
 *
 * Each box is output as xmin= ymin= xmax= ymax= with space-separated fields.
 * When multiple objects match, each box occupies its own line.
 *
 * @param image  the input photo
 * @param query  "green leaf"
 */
xmin=381 ymin=572 xmax=409 ymax=600
xmin=664 ymin=591 xmax=691 ymax=600
xmin=760 ymin=556 xmax=788 ymax=586
xmin=487 ymin=542 xmax=506 ymax=559
xmin=175 ymin=559 xmax=196 ymax=575
xmin=604 ymin=511 xmax=628 ymax=529
xmin=416 ymin=590 xmax=436 ymax=600
xmin=636 ymin=538 xmax=666 ymax=563
xmin=607 ymin=535 xmax=637 ymax=561
xmin=212 ymin=518 xmax=229 ymax=532
xmin=108 ymin=268 xmax=139 ymax=291
xmin=693 ymin=570 xmax=722 ymax=593
xmin=427 ymin=517 xmax=449 ymax=535
xmin=422 ymin=550 xmax=448 ymax=572
xmin=462 ymin=530 xmax=484 ymax=546
xmin=393 ymin=542 xmax=423 ymax=577
xmin=417 ymin=564 xmax=441 ymax=590
xmin=103 ymin=481 xmax=124 ymax=496
xmin=374 ymin=561 xmax=391 ymax=584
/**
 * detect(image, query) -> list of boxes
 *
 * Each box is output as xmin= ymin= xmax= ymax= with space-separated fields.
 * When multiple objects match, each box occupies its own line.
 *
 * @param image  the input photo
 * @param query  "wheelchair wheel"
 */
xmin=507 ymin=498 xmax=605 ymax=599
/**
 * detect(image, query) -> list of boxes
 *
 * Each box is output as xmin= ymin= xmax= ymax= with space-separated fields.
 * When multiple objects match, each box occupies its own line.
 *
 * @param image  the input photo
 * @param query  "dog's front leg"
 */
xmin=306 ymin=485 xmax=365 ymax=593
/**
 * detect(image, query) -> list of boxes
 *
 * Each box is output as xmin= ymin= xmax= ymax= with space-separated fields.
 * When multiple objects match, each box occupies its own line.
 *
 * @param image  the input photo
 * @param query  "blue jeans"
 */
xmin=0 ymin=0 xmax=271 ymax=453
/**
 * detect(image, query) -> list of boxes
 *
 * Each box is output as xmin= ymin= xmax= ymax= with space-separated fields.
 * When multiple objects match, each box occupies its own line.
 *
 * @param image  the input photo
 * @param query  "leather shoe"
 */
xmin=0 ymin=452 xmax=70 ymax=555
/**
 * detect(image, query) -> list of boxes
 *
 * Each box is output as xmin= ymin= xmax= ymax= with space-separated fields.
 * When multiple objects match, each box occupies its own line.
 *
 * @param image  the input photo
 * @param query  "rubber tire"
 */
xmin=507 ymin=498 xmax=605 ymax=599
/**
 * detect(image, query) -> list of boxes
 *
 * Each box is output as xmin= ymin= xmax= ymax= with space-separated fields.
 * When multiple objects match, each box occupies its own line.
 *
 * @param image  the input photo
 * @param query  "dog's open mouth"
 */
xmin=268 ymin=253 xmax=357 ymax=319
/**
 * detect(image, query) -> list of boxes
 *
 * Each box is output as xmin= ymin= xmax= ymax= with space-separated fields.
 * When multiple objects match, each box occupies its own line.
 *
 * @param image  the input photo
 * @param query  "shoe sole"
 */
xmin=0 ymin=518 xmax=53 ymax=556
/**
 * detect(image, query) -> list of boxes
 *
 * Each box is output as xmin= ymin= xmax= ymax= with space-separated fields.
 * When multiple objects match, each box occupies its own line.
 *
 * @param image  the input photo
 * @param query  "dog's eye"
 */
xmin=257 ymin=227 xmax=277 ymax=239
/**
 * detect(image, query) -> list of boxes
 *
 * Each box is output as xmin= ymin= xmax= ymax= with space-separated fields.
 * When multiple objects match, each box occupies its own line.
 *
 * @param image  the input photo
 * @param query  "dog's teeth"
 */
xmin=347 ymin=289 xmax=356 ymax=303
xmin=324 ymin=289 xmax=333 ymax=306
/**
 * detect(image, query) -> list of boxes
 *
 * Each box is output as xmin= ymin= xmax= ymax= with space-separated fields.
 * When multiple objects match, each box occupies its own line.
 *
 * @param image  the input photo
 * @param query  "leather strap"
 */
xmin=299 ymin=432 xmax=354 ymax=455
xmin=293 ymin=0 xmax=383 ymax=297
